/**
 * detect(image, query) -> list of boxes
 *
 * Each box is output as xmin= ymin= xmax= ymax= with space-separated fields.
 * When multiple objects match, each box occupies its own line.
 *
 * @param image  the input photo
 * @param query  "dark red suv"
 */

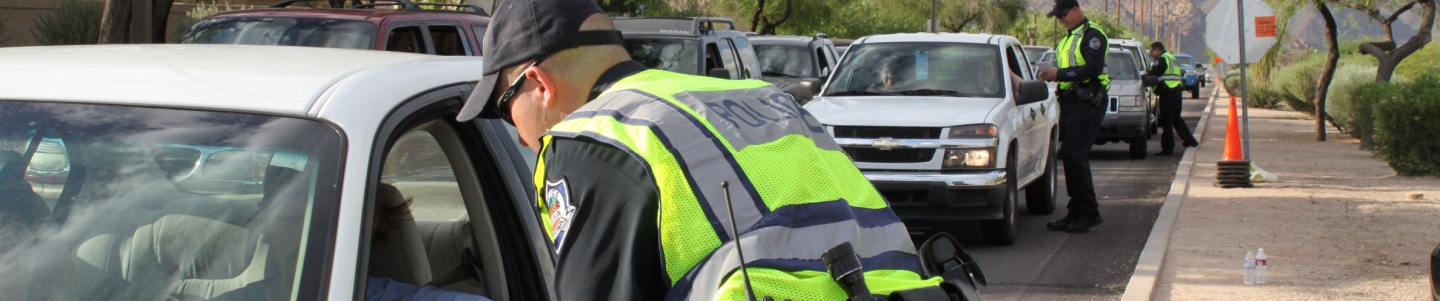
xmin=180 ymin=0 xmax=490 ymax=56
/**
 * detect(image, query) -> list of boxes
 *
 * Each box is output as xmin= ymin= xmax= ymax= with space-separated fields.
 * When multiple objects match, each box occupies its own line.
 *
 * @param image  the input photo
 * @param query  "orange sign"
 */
xmin=1254 ymin=16 xmax=1277 ymax=37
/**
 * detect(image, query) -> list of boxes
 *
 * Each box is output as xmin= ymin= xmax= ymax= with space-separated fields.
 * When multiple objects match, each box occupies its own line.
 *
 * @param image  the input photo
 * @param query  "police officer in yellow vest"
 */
xmin=456 ymin=0 xmax=947 ymax=299
xmin=1037 ymin=0 xmax=1109 ymax=234
xmin=1147 ymin=42 xmax=1200 ymax=155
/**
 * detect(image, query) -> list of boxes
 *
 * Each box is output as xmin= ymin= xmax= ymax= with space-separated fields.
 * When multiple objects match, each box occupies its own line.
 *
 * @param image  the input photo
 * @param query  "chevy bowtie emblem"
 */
xmin=872 ymin=137 xmax=901 ymax=150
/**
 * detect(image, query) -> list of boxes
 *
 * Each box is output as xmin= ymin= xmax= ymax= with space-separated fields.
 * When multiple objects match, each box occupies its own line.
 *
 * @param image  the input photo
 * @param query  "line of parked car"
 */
xmin=0 ymin=0 xmax=1219 ymax=299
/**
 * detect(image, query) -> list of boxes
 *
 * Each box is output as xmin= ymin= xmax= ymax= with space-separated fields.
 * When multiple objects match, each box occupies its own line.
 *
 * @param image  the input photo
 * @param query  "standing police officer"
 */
xmin=1037 ymin=0 xmax=1108 ymax=234
xmin=456 ymin=0 xmax=944 ymax=299
xmin=1148 ymin=42 xmax=1200 ymax=155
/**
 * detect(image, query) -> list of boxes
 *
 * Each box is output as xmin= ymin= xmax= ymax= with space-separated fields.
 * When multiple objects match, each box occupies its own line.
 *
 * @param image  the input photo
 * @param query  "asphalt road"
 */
xmin=912 ymin=85 xmax=1214 ymax=301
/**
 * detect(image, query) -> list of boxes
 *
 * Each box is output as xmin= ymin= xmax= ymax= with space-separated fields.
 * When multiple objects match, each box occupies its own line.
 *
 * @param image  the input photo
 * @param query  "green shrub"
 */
xmin=1270 ymin=55 xmax=1325 ymax=106
xmin=31 ymin=0 xmax=103 ymax=45
xmin=1324 ymin=65 xmax=1380 ymax=139
xmin=1245 ymin=85 xmax=1288 ymax=110
xmin=1371 ymin=74 xmax=1440 ymax=177
xmin=1343 ymin=82 xmax=1390 ymax=148
xmin=1395 ymin=43 xmax=1440 ymax=82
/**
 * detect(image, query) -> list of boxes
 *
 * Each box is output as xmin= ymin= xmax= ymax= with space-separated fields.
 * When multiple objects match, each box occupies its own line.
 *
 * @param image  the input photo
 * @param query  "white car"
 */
xmin=806 ymin=33 xmax=1057 ymax=245
xmin=0 ymin=45 xmax=554 ymax=300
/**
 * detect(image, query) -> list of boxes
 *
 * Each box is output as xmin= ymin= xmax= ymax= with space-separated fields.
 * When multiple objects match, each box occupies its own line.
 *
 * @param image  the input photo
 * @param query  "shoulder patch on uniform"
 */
xmin=1088 ymin=37 xmax=1101 ymax=49
xmin=544 ymin=178 xmax=576 ymax=252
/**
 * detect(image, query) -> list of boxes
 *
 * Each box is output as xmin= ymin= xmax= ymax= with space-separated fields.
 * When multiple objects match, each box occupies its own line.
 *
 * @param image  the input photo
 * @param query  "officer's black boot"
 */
xmin=1064 ymin=213 xmax=1104 ymax=233
xmin=1046 ymin=213 xmax=1080 ymax=231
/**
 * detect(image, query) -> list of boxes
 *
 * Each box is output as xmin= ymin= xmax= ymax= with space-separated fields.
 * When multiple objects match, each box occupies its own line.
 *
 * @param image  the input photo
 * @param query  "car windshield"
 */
xmin=1174 ymin=56 xmax=1195 ymax=69
xmin=624 ymin=38 xmax=700 ymax=74
xmin=0 ymin=100 xmax=341 ymax=300
xmin=1108 ymin=52 xmax=1139 ymax=80
xmin=180 ymin=16 xmax=378 ymax=50
xmin=1022 ymin=47 xmax=1047 ymax=62
xmin=755 ymin=45 xmax=816 ymax=78
xmin=826 ymin=42 xmax=1004 ymax=98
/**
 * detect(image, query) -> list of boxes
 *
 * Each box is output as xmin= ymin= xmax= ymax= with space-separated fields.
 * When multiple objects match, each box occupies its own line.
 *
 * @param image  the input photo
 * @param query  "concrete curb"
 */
xmin=1118 ymin=87 xmax=1221 ymax=301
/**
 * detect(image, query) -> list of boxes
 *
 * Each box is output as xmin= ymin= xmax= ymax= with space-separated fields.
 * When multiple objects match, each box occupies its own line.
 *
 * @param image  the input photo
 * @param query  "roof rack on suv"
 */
xmin=269 ymin=0 xmax=489 ymax=16
xmin=612 ymin=17 xmax=736 ymax=36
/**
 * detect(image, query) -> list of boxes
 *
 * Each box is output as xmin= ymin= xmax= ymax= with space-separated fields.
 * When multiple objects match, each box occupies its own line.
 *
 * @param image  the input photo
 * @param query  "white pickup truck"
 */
xmin=805 ymin=33 xmax=1058 ymax=245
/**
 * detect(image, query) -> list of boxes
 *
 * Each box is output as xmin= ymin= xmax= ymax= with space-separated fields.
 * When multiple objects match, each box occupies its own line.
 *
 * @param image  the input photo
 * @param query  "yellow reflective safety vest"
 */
xmin=1158 ymin=52 xmax=1183 ymax=89
xmin=534 ymin=69 xmax=943 ymax=300
xmin=1055 ymin=21 xmax=1110 ymax=90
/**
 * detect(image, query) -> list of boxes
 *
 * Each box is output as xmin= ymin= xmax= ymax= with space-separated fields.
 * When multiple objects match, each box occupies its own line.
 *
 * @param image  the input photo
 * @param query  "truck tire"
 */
xmin=982 ymin=148 xmax=1019 ymax=245
xmin=1025 ymin=131 xmax=1057 ymax=215
xmin=1129 ymin=136 xmax=1148 ymax=159
xmin=1191 ymin=86 xmax=1200 ymax=99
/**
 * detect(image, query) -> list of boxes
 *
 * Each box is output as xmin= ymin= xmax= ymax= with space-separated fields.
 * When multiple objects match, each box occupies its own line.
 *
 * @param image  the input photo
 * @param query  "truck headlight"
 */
xmin=943 ymin=148 xmax=995 ymax=169
xmin=947 ymin=124 xmax=997 ymax=139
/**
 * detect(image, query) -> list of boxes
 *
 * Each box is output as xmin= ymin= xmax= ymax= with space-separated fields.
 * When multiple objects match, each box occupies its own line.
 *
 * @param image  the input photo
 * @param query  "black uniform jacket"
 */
xmin=540 ymin=60 xmax=668 ymax=301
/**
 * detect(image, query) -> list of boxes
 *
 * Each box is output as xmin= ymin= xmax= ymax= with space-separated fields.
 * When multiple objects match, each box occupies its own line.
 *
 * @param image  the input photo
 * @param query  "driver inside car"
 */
xmin=876 ymin=55 xmax=916 ymax=92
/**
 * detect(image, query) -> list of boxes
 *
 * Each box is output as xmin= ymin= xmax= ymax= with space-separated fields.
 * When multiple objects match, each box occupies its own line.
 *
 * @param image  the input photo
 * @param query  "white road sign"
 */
xmin=1205 ymin=0 xmax=1278 ymax=64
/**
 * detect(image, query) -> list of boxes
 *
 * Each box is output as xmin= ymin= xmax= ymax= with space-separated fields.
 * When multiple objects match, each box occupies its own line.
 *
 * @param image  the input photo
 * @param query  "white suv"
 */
xmin=805 ymin=33 xmax=1057 ymax=245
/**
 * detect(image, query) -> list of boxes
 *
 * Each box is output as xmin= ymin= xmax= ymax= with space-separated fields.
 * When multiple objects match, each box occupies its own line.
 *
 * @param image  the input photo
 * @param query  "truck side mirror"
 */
xmin=707 ymin=68 xmax=732 ymax=79
xmin=1015 ymin=80 xmax=1049 ymax=105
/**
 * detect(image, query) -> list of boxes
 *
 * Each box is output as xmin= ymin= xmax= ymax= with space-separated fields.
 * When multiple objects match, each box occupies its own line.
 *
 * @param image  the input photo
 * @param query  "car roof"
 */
xmin=1172 ymin=54 xmax=1194 ymax=58
xmin=613 ymin=17 xmax=737 ymax=37
xmin=1023 ymin=45 xmax=1053 ymax=50
xmin=749 ymin=36 xmax=820 ymax=47
xmin=855 ymin=32 xmax=1017 ymax=45
xmin=0 ymin=45 xmax=483 ymax=118
xmin=209 ymin=7 xmax=491 ymax=23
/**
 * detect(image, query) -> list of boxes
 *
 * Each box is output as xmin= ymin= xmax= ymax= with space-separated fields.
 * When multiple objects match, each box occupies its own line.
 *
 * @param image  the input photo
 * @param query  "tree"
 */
xmin=936 ymin=0 xmax=1025 ymax=34
xmin=1335 ymin=0 xmax=1436 ymax=82
xmin=708 ymin=0 xmax=856 ymax=36
xmin=1315 ymin=1 xmax=1341 ymax=141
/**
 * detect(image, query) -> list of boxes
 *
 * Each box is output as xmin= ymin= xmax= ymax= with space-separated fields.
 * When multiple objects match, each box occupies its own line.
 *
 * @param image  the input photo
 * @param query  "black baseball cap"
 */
xmin=457 ymin=0 xmax=625 ymax=121
xmin=1047 ymin=0 xmax=1080 ymax=18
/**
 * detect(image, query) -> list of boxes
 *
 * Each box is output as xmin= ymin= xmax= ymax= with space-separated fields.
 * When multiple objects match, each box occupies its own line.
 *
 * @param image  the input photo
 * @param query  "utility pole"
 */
xmin=930 ymin=0 xmax=937 ymax=33
xmin=1139 ymin=0 xmax=1145 ymax=39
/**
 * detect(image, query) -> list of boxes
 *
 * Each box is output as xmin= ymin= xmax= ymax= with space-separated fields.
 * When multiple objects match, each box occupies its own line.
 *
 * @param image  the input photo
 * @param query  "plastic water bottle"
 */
xmin=1255 ymin=248 xmax=1268 ymax=284
xmin=1243 ymin=251 xmax=1256 ymax=284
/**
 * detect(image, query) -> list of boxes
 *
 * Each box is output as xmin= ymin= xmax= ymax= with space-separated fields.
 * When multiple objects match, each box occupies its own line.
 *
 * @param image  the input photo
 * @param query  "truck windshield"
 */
xmin=755 ymin=45 xmax=817 ymax=78
xmin=624 ymin=38 xmax=700 ymax=74
xmin=1173 ymin=56 xmax=1195 ymax=69
xmin=826 ymin=43 xmax=1004 ymax=98
xmin=0 ymin=100 xmax=342 ymax=300
xmin=1108 ymin=53 xmax=1139 ymax=80
xmin=181 ymin=16 xmax=378 ymax=50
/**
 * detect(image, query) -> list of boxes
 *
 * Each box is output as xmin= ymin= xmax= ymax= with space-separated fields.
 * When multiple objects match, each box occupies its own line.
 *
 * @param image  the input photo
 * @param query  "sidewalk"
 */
xmin=1148 ymin=89 xmax=1440 ymax=299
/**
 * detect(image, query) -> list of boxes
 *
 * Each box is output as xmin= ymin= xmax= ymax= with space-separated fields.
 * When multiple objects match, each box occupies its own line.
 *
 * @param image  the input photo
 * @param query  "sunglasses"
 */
xmin=494 ymin=55 xmax=548 ymax=125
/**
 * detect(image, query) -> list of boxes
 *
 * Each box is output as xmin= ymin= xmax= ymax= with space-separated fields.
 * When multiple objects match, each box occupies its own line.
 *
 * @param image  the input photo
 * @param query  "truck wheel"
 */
xmin=982 ymin=150 xmax=1019 ymax=245
xmin=1191 ymin=87 xmax=1201 ymax=99
xmin=1129 ymin=136 xmax=1148 ymax=159
xmin=1025 ymin=132 xmax=1057 ymax=215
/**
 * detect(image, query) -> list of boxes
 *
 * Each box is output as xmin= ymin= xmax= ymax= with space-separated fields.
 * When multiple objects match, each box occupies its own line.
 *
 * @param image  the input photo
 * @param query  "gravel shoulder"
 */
xmin=1154 ymin=92 xmax=1440 ymax=300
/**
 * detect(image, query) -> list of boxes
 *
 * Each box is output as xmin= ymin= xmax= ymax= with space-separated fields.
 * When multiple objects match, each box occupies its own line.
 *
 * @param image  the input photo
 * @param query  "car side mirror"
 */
xmin=793 ymin=81 xmax=816 ymax=104
xmin=707 ymin=68 xmax=732 ymax=79
xmin=1015 ymin=80 xmax=1049 ymax=105
xmin=1142 ymin=75 xmax=1161 ymax=87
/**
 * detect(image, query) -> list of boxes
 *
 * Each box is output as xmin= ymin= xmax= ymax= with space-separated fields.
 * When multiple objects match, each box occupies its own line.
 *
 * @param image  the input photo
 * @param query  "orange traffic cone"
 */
xmin=1222 ymin=96 xmax=1244 ymax=161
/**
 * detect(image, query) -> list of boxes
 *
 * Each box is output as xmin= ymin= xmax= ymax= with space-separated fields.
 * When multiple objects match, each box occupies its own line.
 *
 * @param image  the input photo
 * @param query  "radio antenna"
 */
xmin=721 ymin=181 xmax=758 ymax=301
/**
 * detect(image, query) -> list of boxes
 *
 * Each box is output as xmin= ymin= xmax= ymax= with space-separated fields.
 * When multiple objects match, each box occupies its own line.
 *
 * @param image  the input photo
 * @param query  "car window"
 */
xmin=387 ymin=26 xmax=426 ymax=54
xmin=729 ymin=37 xmax=763 ymax=79
xmin=1008 ymin=45 xmax=1032 ymax=81
xmin=181 ymin=16 xmax=378 ymax=50
xmin=1023 ymin=47 xmax=1047 ymax=62
xmin=816 ymin=46 xmax=832 ymax=77
xmin=0 ymin=100 xmax=341 ymax=300
xmin=429 ymin=25 xmax=469 ymax=56
xmin=624 ymin=38 xmax=700 ymax=74
xmin=716 ymin=39 xmax=740 ymax=78
xmin=472 ymin=25 xmax=488 ymax=54
xmin=1173 ymin=56 xmax=1196 ymax=68
xmin=704 ymin=42 xmax=723 ymax=74
xmin=826 ymin=42 xmax=1004 ymax=98
xmin=1108 ymin=52 xmax=1139 ymax=80
xmin=755 ymin=45 xmax=815 ymax=78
